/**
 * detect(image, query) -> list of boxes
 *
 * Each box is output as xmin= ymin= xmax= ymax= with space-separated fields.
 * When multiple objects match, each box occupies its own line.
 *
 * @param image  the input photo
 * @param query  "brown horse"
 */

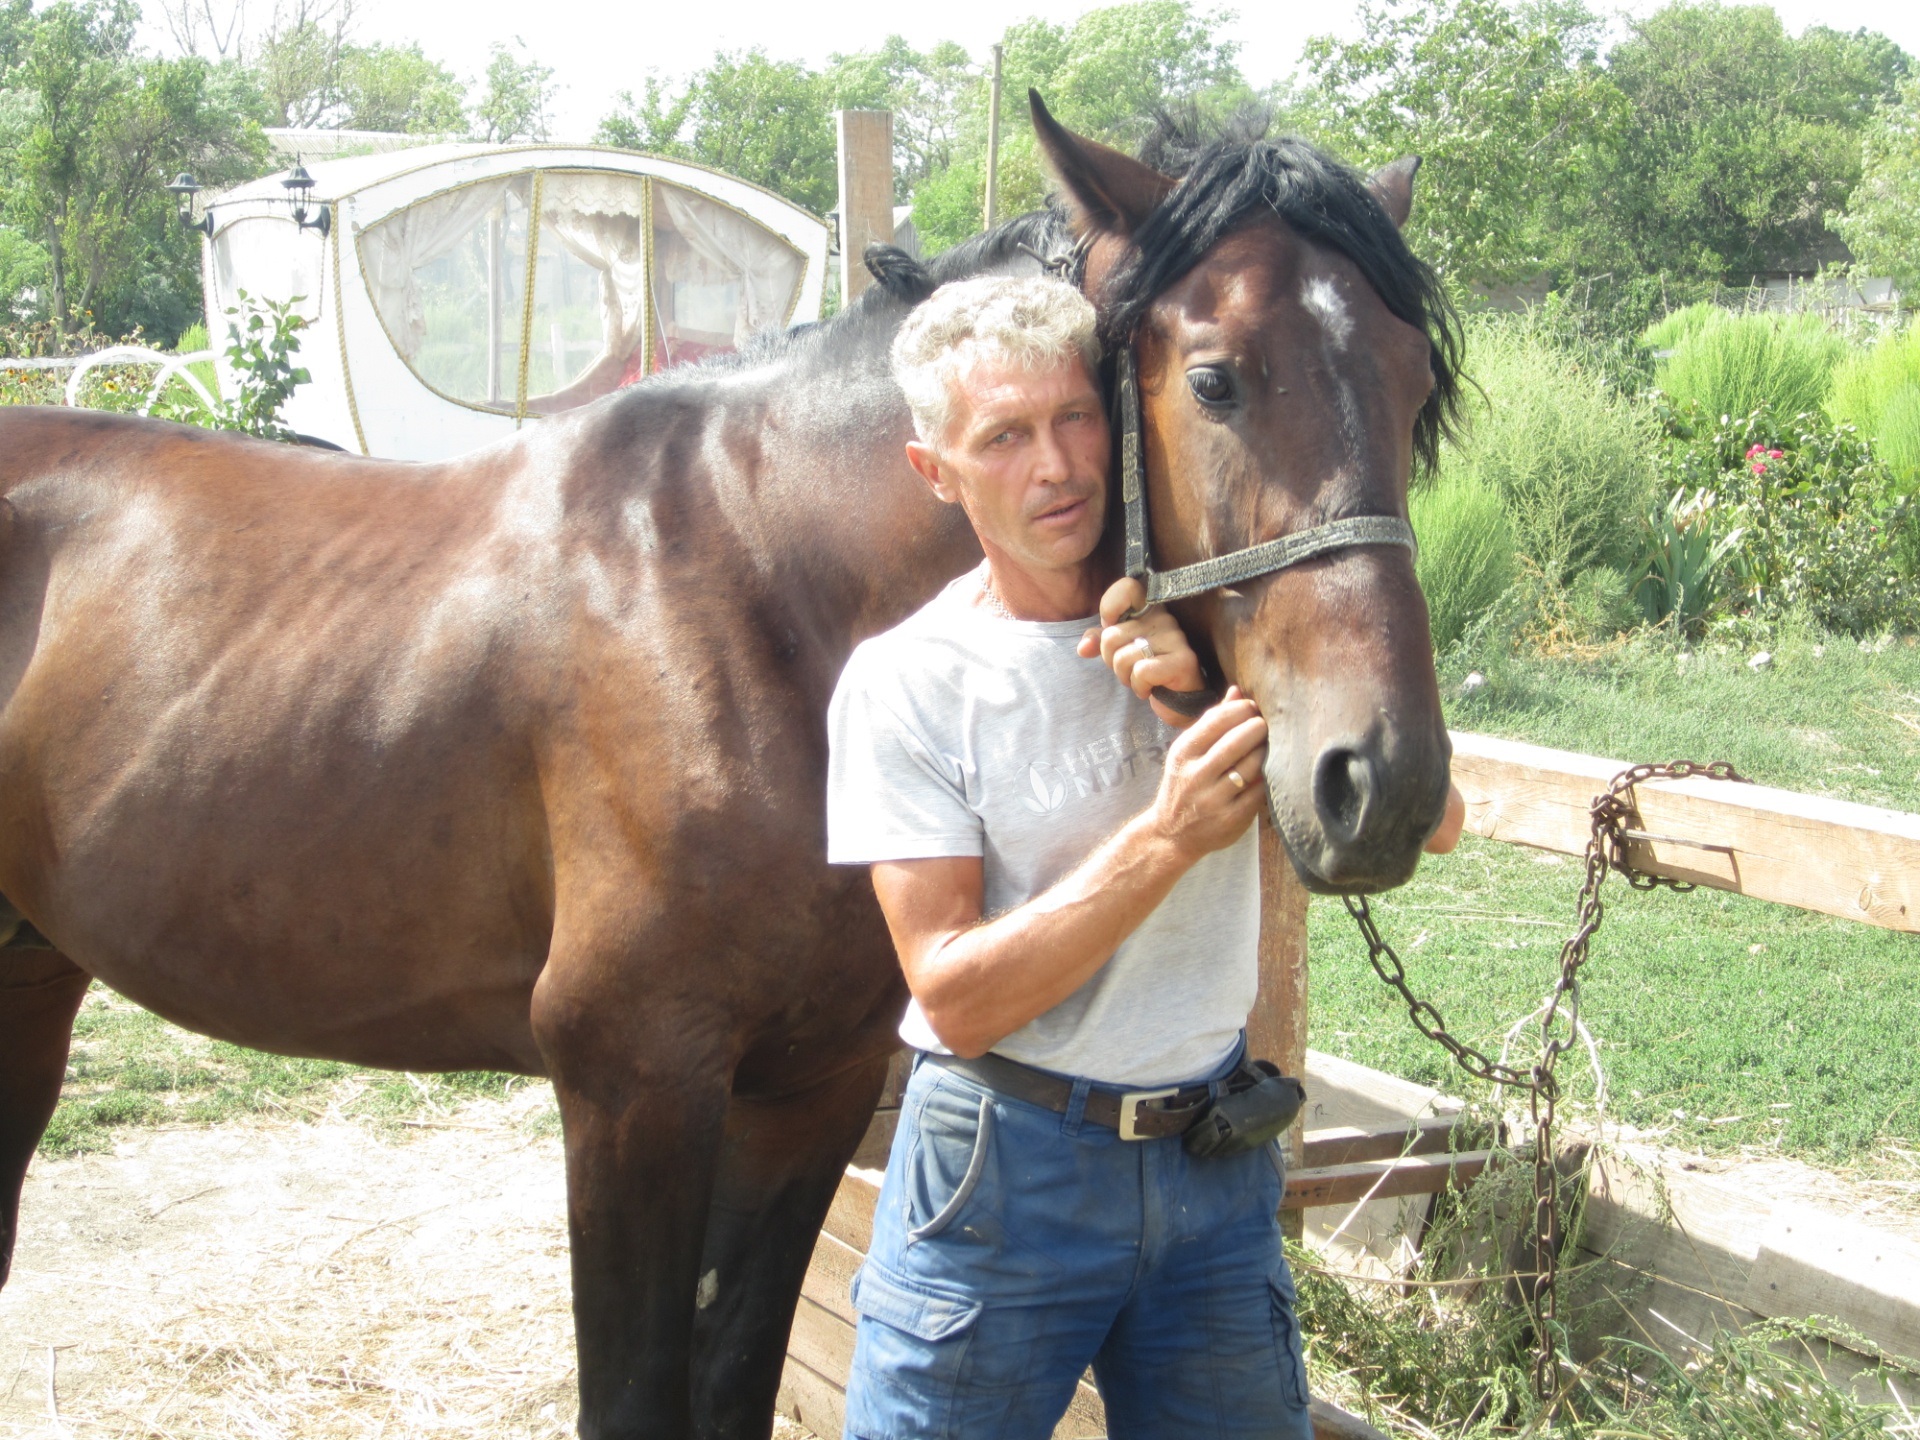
xmin=0 ymin=102 xmax=1459 ymax=1438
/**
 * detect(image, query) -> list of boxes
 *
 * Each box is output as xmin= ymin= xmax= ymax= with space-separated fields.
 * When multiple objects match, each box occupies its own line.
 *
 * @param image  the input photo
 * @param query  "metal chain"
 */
xmin=1344 ymin=758 xmax=1748 ymax=1401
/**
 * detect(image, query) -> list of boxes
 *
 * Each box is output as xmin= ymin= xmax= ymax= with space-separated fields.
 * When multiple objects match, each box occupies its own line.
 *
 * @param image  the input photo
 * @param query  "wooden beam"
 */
xmin=1284 ymin=1151 xmax=1494 ymax=1210
xmin=1302 ymin=1116 xmax=1483 ymax=1169
xmin=1450 ymin=730 xmax=1920 ymax=931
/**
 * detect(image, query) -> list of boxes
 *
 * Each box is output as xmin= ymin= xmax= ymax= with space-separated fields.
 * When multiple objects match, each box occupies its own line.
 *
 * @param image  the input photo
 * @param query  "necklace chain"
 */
xmin=978 ymin=563 xmax=1018 ymax=621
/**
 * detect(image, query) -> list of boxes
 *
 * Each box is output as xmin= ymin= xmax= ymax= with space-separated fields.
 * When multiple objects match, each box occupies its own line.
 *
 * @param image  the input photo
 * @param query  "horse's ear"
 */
xmin=1369 ymin=156 xmax=1421 ymax=230
xmin=864 ymin=244 xmax=936 ymax=304
xmin=1030 ymin=90 xmax=1174 ymax=239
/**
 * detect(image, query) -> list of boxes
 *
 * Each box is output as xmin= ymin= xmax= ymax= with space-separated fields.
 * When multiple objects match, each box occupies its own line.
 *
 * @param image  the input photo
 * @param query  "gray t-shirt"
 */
xmin=826 ymin=575 xmax=1259 ymax=1087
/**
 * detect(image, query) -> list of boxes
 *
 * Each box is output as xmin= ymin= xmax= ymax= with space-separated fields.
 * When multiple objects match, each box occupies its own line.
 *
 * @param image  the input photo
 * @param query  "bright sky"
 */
xmin=145 ymin=0 xmax=1920 ymax=142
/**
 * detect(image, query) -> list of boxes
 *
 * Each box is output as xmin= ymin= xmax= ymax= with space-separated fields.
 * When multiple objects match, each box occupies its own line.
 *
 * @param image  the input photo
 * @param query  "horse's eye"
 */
xmin=1186 ymin=366 xmax=1235 ymax=408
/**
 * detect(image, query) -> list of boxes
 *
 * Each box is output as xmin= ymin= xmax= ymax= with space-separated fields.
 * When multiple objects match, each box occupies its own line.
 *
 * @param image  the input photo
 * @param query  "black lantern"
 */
xmin=281 ymin=162 xmax=332 ymax=238
xmin=167 ymin=172 xmax=212 ymax=236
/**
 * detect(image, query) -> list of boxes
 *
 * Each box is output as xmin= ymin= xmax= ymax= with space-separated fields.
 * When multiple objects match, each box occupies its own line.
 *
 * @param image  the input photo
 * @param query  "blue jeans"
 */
xmin=844 ymin=1056 xmax=1313 ymax=1440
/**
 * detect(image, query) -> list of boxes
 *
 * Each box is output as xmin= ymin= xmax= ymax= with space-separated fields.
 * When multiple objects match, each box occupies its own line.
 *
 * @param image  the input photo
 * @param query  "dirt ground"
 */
xmin=0 ymin=1086 xmax=813 ymax=1439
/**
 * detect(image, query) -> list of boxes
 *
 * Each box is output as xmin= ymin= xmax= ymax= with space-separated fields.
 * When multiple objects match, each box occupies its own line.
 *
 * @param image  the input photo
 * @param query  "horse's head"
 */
xmin=1033 ymin=97 xmax=1460 ymax=894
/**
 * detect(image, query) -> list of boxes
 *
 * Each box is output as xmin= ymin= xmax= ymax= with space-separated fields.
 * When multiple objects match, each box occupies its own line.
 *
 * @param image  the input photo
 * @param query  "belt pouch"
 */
xmin=1182 ymin=1060 xmax=1306 ymax=1158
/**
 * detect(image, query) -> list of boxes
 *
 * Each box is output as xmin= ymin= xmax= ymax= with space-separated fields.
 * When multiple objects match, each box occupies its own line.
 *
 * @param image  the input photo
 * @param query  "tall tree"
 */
xmin=598 ymin=50 xmax=837 ymax=212
xmin=469 ymin=38 xmax=552 ymax=144
xmin=1298 ymin=0 xmax=1629 ymax=285
xmin=910 ymin=0 xmax=1249 ymax=253
xmin=340 ymin=42 xmax=462 ymax=133
xmin=1601 ymin=3 xmax=1908 ymax=280
xmin=0 ymin=0 xmax=267 ymax=341
xmin=1829 ymin=77 xmax=1920 ymax=294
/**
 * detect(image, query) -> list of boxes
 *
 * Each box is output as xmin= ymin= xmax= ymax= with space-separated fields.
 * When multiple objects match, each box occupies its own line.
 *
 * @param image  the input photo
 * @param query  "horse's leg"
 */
xmin=691 ymin=1053 xmax=892 ymax=1439
xmin=0 ymin=950 xmax=90 ymax=1288
xmin=535 ymin=960 xmax=738 ymax=1440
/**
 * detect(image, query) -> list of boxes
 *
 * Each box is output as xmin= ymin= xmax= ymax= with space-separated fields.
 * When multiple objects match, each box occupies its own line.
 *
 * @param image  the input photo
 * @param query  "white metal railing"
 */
xmin=1 ymin=346 xmax=220 ymax=416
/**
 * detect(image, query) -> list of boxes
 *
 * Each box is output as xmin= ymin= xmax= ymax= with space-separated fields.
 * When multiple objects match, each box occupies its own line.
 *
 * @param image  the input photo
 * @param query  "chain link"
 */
xmin=1344 ymin=758 xmax=1748 ymax=1401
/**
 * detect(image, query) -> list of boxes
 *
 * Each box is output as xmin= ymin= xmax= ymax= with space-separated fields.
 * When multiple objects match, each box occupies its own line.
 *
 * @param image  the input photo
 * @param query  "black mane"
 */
xmin=1105 ymin=114 xmax=1463 ymax=475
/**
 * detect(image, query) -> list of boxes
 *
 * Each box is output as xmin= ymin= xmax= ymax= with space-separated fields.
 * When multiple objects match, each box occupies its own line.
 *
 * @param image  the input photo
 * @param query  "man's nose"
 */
xmin=1032 ymin=425 xmax=1072 ymax=482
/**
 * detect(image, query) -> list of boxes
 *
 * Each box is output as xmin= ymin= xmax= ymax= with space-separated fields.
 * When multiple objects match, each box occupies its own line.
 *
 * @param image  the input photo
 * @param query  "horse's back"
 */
xmin=0 ymin=407 xmax=556 ymax=1069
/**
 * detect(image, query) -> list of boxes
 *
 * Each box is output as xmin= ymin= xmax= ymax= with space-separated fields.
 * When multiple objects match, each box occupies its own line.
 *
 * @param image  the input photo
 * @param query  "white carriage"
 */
xmin=190 ymin=144 xmax=830 ymax=459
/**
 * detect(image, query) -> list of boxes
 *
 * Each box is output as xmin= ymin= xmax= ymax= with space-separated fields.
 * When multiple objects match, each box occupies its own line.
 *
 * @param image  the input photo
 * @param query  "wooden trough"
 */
xmin=778 ymin=731 xmax=1920 ymax=1437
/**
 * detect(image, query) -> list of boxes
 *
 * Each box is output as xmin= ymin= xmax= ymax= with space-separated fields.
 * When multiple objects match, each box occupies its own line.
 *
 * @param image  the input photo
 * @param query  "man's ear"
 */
xmin=905 ymin=440 xmax=958 ymax=504
xmin=1368 ymin=156 xmax=1421 ymax=230
xmin=1030 ymin=90 xmax=1175 ymax=241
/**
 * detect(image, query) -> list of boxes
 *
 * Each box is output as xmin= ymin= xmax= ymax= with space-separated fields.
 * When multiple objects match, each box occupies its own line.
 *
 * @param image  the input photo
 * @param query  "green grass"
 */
xmin=1829 ymin=323 xmax=1920 ymax=491
xmin=44 ymin=987 xmax=533 ymax=1157
xmin=1310 ymin=628 xmax=1920 ymax=1167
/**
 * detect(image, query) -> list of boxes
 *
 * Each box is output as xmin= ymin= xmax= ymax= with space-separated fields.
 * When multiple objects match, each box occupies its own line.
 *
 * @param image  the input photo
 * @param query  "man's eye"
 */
xmin=1187 ymin=366 xmax=1235 ymax=407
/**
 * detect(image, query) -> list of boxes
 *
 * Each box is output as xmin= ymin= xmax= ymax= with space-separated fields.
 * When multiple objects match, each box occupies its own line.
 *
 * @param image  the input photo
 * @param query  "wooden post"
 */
xmin=983 ymin=44 xmax=1005 ymax=231
xmin=1252 ymin=821 xmax=1311 ymax=1236
xmin=834 ymin=109 xmax=894 ymax=306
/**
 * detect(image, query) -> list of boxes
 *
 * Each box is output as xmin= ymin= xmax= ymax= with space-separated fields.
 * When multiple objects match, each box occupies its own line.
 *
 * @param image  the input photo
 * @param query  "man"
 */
xmin=827 ymin=274 xmax=1460 ymax=1439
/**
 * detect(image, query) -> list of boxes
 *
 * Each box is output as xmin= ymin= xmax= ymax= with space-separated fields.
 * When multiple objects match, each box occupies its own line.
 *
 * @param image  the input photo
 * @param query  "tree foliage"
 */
xmin=0 ymin=0 xmax=267 ymax=342
xmin=598 ymin=50 xmax=835 ymax=211
xmin=469 ymin=39 xmax=552 ymax=144
xmin=1300 ymin=0 xmax=1910 ymax=287
xmin=1829 ymin=76 xmax=1920 ymax=293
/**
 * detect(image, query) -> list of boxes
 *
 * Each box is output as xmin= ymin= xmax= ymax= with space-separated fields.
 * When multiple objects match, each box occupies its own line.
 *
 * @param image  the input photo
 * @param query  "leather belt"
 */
xmin=923 ymin=1050 xmax=1212 ymax=1141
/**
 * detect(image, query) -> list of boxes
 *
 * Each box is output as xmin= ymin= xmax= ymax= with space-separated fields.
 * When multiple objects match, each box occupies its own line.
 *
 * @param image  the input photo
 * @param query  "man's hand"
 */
xmin=1077 ymin=577 xmax=1206 ymax=726
xmin=1425 ymin=784 xmax=1466 ymax=854
xmin=1149 ymin=686 xmax=1268 ymax=861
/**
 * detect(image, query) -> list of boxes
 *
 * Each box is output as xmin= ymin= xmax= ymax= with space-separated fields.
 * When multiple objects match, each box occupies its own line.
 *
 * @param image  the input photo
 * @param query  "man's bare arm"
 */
xmin=872 ymin=692 xmax=1268 ymax=1058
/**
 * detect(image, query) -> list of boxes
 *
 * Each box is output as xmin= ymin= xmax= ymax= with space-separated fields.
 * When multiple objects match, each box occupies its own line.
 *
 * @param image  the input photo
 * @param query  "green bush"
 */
xmin=1411 ymin=470 xmax=1514 ymax=651
xmin=1828 ymin=323 xmax=1920 ymax=490
xmin=1446 ymin=313 xmax=1659 ymax=581
xmin=1651 ymin=308 xmax=1845 ymax=425
xmin=1661 ymin=404 xmax=1920 ymax=634
xmin=1640 ymin=299 xmax=1720 ymax=355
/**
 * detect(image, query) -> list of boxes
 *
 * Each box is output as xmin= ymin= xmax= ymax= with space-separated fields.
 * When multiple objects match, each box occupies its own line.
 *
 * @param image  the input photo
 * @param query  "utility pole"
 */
xmin=983 ymin=43 xmax=1004 ymax=232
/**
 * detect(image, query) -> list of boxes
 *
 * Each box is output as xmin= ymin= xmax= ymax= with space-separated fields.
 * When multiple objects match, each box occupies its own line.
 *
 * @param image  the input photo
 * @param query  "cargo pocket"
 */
xmin=1267 ymin=1267 xmax=1310 ymax=1409
xmin=851 ymin=1256 xmax=984 ymax=1341
xmin=845 ymin=1258 xmax=985 ymax=1440
xmin=905 ymin=1086 xmax=994 ymax=1243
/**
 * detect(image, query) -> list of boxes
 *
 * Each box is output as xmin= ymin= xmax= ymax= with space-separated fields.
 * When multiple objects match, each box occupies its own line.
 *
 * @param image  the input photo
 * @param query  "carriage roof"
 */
xmin=199 ymin=144 xmax=831 ymax=460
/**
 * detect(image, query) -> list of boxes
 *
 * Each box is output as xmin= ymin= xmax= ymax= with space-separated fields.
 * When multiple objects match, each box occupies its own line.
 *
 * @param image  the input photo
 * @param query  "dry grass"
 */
xmin=2 ymin=1086 xmax=815 ymax=1439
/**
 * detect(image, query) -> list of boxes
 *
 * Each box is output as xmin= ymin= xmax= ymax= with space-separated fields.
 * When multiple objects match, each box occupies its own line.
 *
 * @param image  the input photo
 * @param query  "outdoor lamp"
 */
xmin=282 ymin=163 xmax=332 ymax=238
xmin=168 ymin=173 xmax=212 ymax=236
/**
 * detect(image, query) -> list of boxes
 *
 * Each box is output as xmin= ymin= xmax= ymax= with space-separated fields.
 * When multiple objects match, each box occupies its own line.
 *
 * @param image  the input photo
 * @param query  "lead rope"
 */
xmin=1344 ymin=758 xmax=1748 ymax=1402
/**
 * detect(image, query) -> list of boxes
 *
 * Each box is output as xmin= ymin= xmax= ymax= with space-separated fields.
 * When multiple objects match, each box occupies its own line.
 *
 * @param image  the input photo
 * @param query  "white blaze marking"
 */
xmin=1300 ymin=276 xmax=1354 ymax=351
xmin=697 ymin=1268 xmax=719 ymax=1309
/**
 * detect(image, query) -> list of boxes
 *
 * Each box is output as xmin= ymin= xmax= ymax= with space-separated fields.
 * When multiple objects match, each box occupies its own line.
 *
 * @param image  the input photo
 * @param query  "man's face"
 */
xmin=909 ymin=353 xmax=1110 ymax=579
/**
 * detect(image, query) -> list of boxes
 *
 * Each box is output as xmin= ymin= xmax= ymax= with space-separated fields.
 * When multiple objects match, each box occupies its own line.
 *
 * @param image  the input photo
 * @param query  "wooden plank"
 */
xmin=1254 ymin=821 xmax=1312 ymax=1241
xmin=791 ymin=1293 xmax=858 ymax=1384
xmin=1285 ymin=1151 xmax=1492 ymax=1210
xmin=851 ymin=1107 xmax=898 ymax=1170
xmin=1450 ymin=729 xmax=1920 ymax=931
xmin=1302 ymin=1116 xmax=1479 ymax=1169
xmin=775 ymin=1355 xmax=846 ymax=1440
xmin=801 ymin=1228 xmax=865 ymax=1325
xmin=823 ymin=1166 xmax=883 ymax=1254
xmin=1742 ymin=1204 xmax=1920 ymax=1368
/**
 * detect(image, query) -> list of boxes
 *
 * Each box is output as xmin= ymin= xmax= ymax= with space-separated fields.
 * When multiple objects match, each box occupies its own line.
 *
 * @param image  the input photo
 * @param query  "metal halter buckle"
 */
xmin=1117 ymin=1086 xmax=1180 ymax=1141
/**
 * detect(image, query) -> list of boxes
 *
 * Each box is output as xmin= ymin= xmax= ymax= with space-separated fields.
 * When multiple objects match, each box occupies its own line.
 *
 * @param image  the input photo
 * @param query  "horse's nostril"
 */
xmin=1314 ymin=747 xmax=1375 ymax=842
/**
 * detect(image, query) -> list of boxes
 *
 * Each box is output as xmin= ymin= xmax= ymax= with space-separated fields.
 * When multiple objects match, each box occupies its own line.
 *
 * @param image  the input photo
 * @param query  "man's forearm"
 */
xmin=903 ymin=814 xmax=1200 ymax=1058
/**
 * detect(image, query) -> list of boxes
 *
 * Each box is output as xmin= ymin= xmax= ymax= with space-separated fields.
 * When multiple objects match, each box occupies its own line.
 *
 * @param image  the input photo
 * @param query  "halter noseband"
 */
xmin=1114 ymin=346 xmax=1417 ymax=617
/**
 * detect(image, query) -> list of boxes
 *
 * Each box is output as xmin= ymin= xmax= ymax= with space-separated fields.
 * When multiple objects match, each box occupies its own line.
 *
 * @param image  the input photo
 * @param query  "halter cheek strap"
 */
xmin=1115 ymin=347 xmax=1417 ymax=616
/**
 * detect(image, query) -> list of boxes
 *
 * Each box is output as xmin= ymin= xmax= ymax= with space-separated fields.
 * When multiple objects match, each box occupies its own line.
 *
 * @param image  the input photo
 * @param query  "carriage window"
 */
xmin=360 ymin=172 xmax=805 ymax=413
xmin=651 ymin=182 xmax=805 ymax=370
xmin=359 ymin=174 xmax=532 ymax=410
xmin=210 ymin=216 xmax=324 ymax=326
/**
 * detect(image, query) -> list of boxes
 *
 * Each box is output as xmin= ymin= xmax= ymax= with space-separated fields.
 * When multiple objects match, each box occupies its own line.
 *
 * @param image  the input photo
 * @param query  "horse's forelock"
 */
xmin=1098 ymin=125 xmax=1463 ymax=476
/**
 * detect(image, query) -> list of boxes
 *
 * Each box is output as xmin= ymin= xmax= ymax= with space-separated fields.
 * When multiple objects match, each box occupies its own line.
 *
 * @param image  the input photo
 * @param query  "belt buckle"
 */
xmin=1117 ymin=1086 xmax=1179 ymax=1141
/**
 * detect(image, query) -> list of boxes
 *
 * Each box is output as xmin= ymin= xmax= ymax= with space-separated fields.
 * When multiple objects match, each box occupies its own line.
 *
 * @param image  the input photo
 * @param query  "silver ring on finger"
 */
xmin=1226 ymin=769 xmax=1246 ymax=791
xmin=1127 ymin=637 xmax=1153 ymax=663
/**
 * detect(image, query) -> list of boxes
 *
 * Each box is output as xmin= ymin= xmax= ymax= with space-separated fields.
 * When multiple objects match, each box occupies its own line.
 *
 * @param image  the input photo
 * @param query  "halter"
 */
xmin=1114 ymin=346 xmax=1417 ymax=617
